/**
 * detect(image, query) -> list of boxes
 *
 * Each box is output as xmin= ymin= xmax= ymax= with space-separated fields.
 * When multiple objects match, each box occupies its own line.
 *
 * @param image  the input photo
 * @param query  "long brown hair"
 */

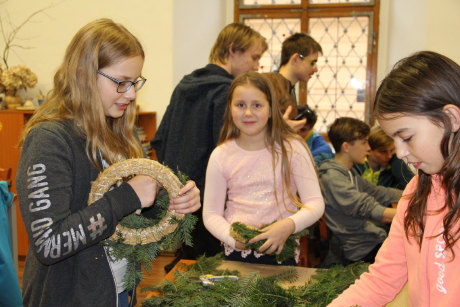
xmin=219 ymin=71 xmax=316 ymax=212
xmin=373 ymin=51 xmax=460 ymax=257
xmin=19 ymin=18 xmax=145 ymax=170
xmin=263 ymin=72 xmax=297 ymax=118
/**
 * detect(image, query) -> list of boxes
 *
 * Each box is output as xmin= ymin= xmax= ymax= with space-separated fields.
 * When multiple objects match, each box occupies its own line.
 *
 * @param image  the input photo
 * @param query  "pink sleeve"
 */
xmin=287 ymin=141 xmax=325 ymax=233
xmin=327 ymin=177 xmax=418 ymax=307
xmin=203 ymin=147 xmax=236 ymax=248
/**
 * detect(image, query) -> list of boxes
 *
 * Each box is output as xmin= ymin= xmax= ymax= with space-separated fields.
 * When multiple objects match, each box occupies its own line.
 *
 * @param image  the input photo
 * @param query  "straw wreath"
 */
xmin=88 ymin=158 xmax=185 ymax=245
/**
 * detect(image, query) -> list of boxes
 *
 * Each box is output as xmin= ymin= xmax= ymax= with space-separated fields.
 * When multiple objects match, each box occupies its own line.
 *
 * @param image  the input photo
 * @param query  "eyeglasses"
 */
xmin=299 ymin=54 xmax=318 ymax=68
xmin=97 ymin=71 xmax=147 ymax=93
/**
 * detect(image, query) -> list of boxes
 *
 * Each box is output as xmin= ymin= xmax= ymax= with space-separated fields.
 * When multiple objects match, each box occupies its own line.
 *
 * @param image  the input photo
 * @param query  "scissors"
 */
xmin=190 ymin=274 xmax=239 ymax=286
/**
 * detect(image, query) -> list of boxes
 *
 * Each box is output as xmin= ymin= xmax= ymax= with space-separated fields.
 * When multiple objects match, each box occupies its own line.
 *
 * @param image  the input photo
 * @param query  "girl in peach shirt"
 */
xmin=329 ymin=51 xmax=460 ymax=306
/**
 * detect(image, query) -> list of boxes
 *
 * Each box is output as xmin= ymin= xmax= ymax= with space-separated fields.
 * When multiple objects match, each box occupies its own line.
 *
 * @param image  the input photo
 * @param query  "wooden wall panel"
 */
xmin=0 ymin=110 xmax=156 ymax=257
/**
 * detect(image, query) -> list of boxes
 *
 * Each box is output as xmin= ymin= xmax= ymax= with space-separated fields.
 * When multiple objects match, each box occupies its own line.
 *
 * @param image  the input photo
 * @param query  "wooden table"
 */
xmin=146 ymin=260 xmax=408 ymax=306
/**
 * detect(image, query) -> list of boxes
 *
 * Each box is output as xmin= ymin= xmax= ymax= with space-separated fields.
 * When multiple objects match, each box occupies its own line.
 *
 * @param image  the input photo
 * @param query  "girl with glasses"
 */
xmin=16 ymin=18 xmax=200 ymax=307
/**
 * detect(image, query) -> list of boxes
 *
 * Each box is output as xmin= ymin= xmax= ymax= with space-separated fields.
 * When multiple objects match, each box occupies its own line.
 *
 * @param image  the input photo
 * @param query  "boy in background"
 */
xmin=353 ymin=125 xmax=414 ymax=190
xmin=318 ymin=117 xmax=400 ymax=264
xmin=151 ymin=23 xmax=267 ymax=271
xmin=264 ymin=33 xmax=322 ymax=131
xmin=296 ymin=104 xmax=333 ymax=157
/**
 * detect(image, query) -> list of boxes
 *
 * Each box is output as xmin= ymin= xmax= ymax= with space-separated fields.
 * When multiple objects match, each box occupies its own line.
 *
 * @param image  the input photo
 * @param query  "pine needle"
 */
xmin=140 ymin=254 xmax=369 ymax=307
xmin=101 ymin=170 xmax=197 ymax=291
xmin=230 ymin=221 xmax=309 ymax=263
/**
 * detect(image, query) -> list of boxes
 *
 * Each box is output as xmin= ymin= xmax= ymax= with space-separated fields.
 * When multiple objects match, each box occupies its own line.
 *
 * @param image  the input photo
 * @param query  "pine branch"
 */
xmin=100 ymin=169 xmax=197 ymax=291
xmin=140 ymin=254 xmax=369 ymax=307
xmin=230 ymin=221 xmax=309 ymax=263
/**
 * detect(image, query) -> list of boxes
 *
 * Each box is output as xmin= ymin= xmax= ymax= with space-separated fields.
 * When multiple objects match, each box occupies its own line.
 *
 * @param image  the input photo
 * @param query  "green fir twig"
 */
xmin=102 ymin=170 xmax=197 ymax=290
xmin=140 ymin=254 xmax=369 ymax=307
xmin=230 ymin=221 xmax=309 ymax=263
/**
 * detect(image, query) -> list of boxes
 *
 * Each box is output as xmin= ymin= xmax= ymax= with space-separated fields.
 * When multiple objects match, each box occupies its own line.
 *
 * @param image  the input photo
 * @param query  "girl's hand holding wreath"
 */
xmin=169 ymin=180 xmax=201 ymax=214
xmin=128 ymin=175 xmax=200 ymax=214
xmin=89 ymin=159 xmax=200 ymax=290
xmin=128 ymin=175 xmax=161 ymax=208
xmin=230 ymin=220 xmax=306 ymax=262
xmin=235 ymin=240 xmax=249 ymax=250
xmin=249 ymin=218 xmax=295 ymax=255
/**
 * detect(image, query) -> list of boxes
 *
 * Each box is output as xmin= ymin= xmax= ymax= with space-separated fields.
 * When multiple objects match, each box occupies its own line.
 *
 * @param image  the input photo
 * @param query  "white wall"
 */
xmin=173 ymin=0 xmax=226 ymax=86
xmin=426 ymin=0 xmax=460 ymax=62
xmin=2 ymin=0 xmax=460 ymax=125
xmin=378 ymin=0 xmax=460 ymax=82
xmin=1 ymin=0 xmax=234 ymax=122
xmin=377 ymin=0 xmax=427 ymax=80
xmin=1 ymin=0 xmax=174 ymax=120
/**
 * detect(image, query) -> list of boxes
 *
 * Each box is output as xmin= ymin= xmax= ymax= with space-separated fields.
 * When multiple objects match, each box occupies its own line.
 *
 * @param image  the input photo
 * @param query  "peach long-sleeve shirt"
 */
xmin=203 ymin=139 xmax=324 ymax=250
xmin=328 ymin=174 xmax=460 ymax=306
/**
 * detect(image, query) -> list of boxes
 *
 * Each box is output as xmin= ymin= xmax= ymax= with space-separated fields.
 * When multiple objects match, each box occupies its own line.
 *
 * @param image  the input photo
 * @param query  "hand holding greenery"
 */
xmin=230 ymin=221 xmax=309 ymax=263
xmin=101 ymin=170 xmax=197 ymax=290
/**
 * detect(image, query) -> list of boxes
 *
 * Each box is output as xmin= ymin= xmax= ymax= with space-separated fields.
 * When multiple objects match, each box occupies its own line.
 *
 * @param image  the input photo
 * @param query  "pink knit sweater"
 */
xmin=329 ymin=174 xmax=460 ymax=306
xmin=203 ymin=139 xmax=324 ymax=251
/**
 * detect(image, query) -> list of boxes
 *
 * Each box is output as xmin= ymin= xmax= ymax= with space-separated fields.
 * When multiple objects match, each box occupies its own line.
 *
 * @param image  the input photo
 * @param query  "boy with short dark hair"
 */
xmin=296 ymin=104 xmax=333 ymax=157
xmin=318 ymin=117 xmax=400 ymax=264
xmin=278 ymin=33 xmax=322 ymax=85
xmin=264 ymin=33 xmax=322 ymax=131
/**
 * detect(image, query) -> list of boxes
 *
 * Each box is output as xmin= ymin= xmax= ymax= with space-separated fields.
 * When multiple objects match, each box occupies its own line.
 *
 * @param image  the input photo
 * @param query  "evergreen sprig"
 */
xmin=140 ymin=254 xmax=369 ymax=307
xmin=291 ymin=263 xmax=369 ymax=306
xmin=230 ymin=221 xmax=309 ymax=263
xmin=102 ymin=171 xmax=197 ymax=291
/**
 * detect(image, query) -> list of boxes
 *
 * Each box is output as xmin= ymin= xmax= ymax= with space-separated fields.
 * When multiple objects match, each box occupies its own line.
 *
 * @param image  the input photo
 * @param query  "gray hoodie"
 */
xmin=318 ymin=159 xmax=401 ymax=261
xmin=16 ymin=121 xmax=142 ymax=306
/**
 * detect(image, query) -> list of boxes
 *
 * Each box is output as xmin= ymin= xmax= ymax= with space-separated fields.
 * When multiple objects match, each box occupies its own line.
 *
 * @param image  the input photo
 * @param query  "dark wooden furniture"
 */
xmin=0 ymin=109 xmax=156 ymax=257
xmin=0 ymin=167 xmax=12 ymax=186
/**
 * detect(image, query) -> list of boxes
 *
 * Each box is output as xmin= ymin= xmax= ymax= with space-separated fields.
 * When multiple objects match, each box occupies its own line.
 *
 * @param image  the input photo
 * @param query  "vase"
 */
xmin=4 ymin=94 xmax=22 ymax=109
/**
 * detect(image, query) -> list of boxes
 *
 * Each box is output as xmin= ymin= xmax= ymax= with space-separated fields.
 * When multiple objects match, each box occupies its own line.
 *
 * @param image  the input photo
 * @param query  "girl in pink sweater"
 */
xmin=329 ymin=51 xmax=460 ymax=306
xmin=203 ymin=72 xmax=324 ymax=265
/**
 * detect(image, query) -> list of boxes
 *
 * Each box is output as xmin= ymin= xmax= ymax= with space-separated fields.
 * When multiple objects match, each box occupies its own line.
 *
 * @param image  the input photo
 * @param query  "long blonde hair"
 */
xmin=219 ymin=72 xmax=316 ymax=212
xmin=19 ymin=18 xmax=145 ymax=170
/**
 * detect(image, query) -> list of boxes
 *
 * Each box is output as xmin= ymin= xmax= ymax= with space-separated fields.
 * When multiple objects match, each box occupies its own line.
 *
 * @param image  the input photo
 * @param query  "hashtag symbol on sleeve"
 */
xmin=87 ymin=213 xmax=108 ymax=240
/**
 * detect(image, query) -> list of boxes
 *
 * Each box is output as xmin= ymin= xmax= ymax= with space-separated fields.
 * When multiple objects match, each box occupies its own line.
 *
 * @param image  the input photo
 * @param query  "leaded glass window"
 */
xmin=241 ymin=0 xmax=372 ymax=5
xmin=241 ymin=0 xmax=301 ymax=5
xmin=235 ymin=0 xmax=379 ymax=132
xmin=308 ymin=16 xmax=369 ymax=132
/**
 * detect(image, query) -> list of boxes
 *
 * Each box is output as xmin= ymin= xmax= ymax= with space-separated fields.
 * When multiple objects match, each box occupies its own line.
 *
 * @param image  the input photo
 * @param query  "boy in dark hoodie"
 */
xmin=318 ymin=117 xmax=400 ymax=264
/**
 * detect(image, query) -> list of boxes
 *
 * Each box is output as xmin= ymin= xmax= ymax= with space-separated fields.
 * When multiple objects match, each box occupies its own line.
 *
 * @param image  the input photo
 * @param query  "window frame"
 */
xmin=234 ymin=0 xmax=380 ymax=125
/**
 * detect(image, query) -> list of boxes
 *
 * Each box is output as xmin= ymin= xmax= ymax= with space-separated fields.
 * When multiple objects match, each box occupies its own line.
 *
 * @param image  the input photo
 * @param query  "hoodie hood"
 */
xmin=319 ymin=159 xmax=349 ymax=177
xmin=177 ymin=64 xmax=233 ymax=102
